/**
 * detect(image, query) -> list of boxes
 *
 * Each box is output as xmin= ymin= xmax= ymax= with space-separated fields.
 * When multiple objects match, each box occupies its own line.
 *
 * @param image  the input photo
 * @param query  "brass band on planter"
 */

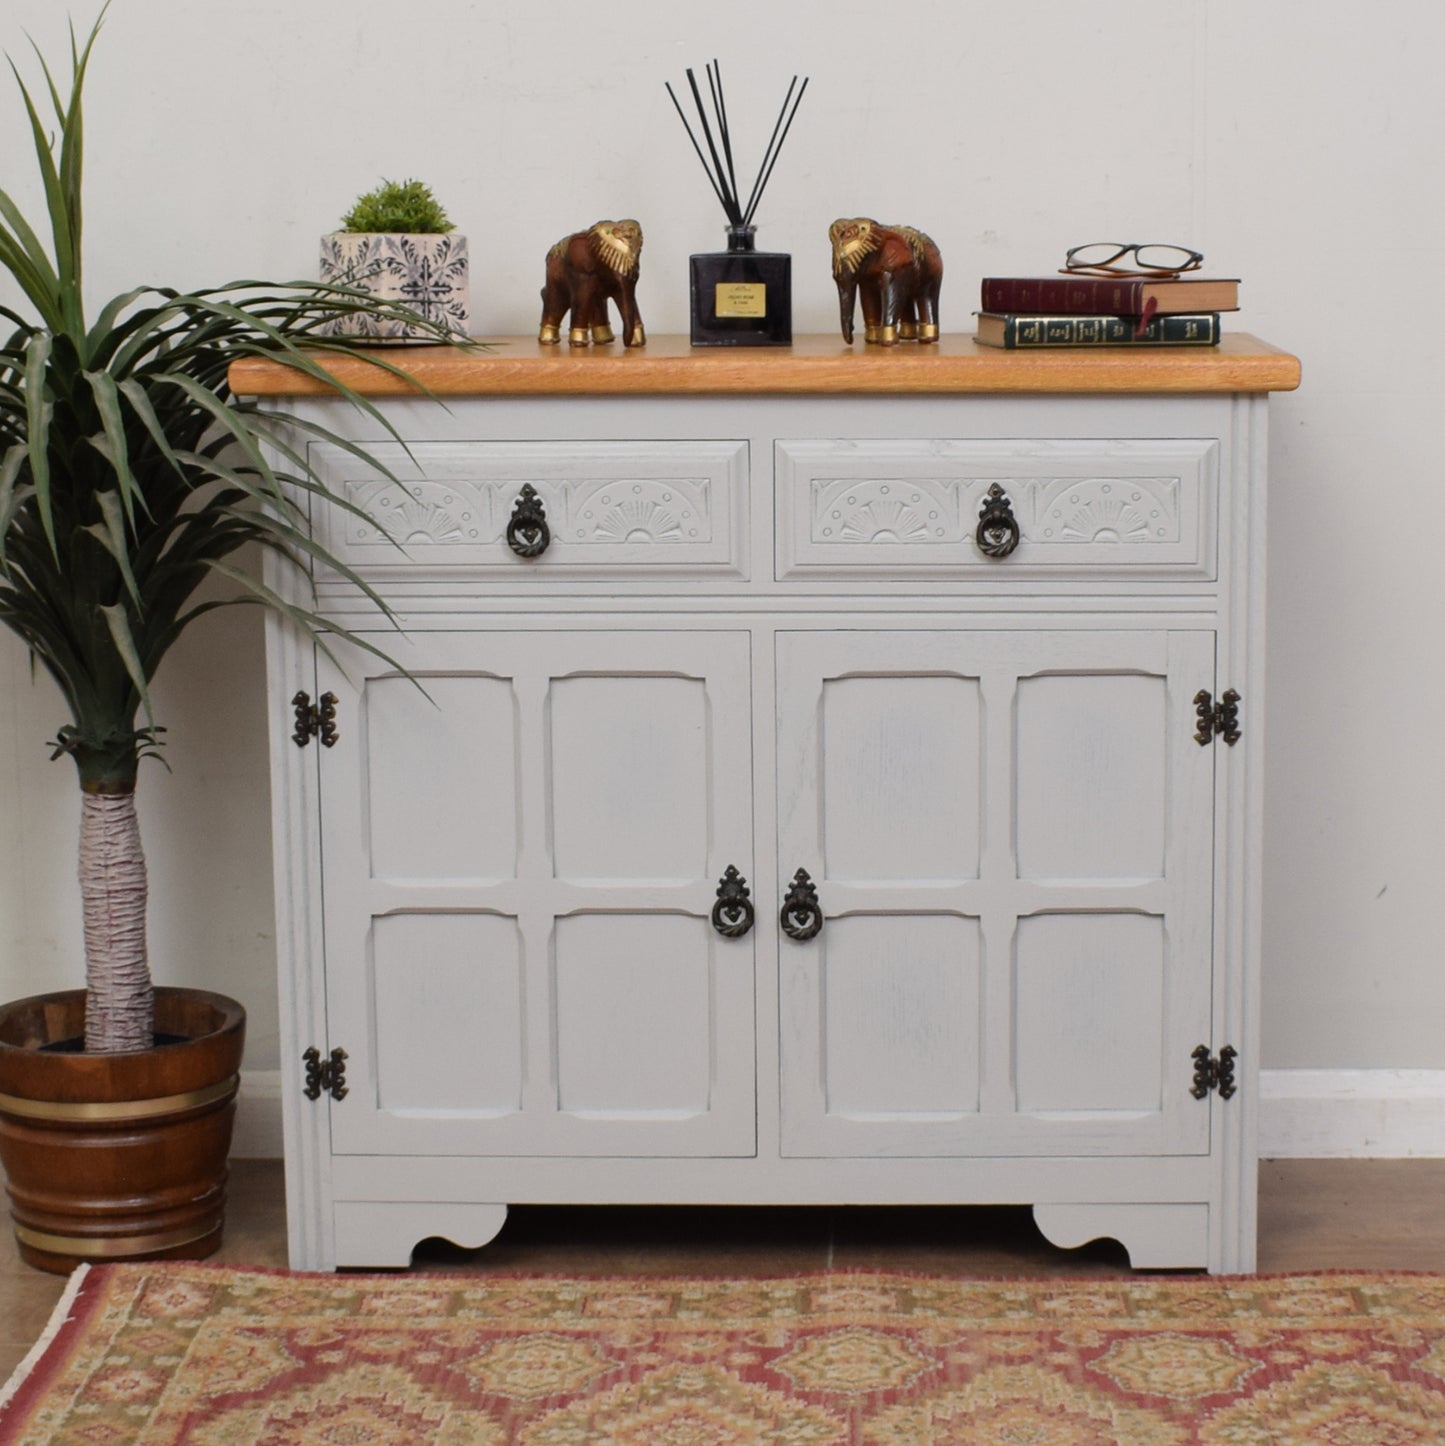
xmin=14 ymin=1222 xmax=218 ymax=1258
xmin=0 ymin=1075 xmax=238 ymax=1122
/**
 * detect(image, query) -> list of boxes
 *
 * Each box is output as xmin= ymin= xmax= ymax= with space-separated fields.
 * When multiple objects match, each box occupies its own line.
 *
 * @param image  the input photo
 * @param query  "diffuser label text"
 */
xmin=716 ymin=283 xmax=766 ymax=318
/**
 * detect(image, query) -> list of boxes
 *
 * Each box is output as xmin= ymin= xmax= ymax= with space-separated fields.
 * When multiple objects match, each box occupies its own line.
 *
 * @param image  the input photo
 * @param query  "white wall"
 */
xmin=1 ymin=0 xmax=1442 ymax=1085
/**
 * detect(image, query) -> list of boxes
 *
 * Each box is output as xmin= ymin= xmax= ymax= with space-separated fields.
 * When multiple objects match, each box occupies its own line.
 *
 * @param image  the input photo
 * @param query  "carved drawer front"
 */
xmin=309 ymin=440 xmax=747 ymax=580
xmin=776 ymin=439 xmax=1216 ymax=582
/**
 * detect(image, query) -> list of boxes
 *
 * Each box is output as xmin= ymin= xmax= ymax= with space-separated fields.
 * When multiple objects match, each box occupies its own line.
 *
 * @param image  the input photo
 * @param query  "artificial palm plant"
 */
xmin=0 ymin=13 xmax=447 ymax=1054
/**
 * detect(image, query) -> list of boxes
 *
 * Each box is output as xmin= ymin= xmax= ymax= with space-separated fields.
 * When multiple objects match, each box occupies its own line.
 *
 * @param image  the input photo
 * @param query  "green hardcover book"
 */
xmin=974 ymin=312 xmax=1222 ymax=348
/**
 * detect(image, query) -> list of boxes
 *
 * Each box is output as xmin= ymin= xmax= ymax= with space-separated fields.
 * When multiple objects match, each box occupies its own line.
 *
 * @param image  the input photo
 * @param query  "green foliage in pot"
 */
xmin=340 ymin=178 xmax=454 ymax=234
xmin=0 ymin=12 xmax=458 ymax=1053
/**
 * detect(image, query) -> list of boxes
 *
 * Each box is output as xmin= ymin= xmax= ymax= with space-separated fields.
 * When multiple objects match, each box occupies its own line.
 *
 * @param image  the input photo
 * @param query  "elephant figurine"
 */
xmin=829 ymin=218 xmax=943 ymax=346
xmin=539 ymin=218 xmax=646 ymax=347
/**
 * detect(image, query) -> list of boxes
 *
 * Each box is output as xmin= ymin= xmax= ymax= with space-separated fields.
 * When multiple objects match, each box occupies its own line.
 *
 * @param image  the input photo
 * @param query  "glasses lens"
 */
xmin=1064 ymin=243 xmax=1202 ymax=274
xmin=1133 ymin=245 xmax=1201 ymax=272
xmin=1067 ymin=243 xmax=1128 ymax=269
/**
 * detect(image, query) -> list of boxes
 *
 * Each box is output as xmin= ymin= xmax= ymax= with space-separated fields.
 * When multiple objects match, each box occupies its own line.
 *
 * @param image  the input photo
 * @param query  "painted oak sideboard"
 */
xmin=232 ymin=334 xmax=1301 ymax=1273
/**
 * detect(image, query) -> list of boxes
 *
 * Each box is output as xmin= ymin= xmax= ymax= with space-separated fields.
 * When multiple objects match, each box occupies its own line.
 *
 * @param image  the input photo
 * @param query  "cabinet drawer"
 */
xmin=310 ymin=440 xmax=748 ymax=580
xmin=776 ymin=439 xmax=1216 ymax=582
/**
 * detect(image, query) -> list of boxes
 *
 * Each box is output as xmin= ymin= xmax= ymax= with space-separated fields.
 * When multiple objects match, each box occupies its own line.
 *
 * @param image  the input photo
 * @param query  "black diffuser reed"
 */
xmin=666 ymin=62 xmax=808 ymax=346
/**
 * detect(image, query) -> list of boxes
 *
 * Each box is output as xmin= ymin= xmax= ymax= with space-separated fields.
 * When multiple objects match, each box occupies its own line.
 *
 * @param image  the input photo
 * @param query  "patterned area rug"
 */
xmin=3 ymin=1264 xmax=1445 ymax=1443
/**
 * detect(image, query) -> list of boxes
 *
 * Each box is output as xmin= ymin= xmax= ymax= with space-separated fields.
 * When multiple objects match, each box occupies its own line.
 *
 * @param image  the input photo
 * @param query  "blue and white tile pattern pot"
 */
xmin=319 ymin=231 xmax=470 ymax=338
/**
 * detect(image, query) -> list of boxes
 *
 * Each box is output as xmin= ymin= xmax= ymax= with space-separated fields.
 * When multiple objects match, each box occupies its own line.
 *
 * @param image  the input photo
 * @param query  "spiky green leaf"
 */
xmin=200 ymin=557 xmax=406 ymax=679
xmin=85 ymin=490 xmax=141 ymax=608
xmin=0 ymin=443 xmax=32 ymax=565
xmin=97 ymin=601 xmax=152 ymax=728
xmin=83 ymin=369 xmax=140 ymax=523
xmin=6 ymin=60 xmax=77 ymax=324
xmin=21 ymin=329 xmax=54 ymax=552
xmin=114 ymin=376 xmax=184 ymax=480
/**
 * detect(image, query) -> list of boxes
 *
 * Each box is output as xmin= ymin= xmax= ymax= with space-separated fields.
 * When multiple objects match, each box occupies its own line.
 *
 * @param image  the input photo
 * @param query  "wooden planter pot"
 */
xmin=0 ymin=988 xmax=245 ymax=1274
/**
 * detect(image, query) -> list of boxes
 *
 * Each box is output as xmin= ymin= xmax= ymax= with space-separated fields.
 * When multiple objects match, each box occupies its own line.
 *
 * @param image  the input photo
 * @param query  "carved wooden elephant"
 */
xmin=829 ymin=218 xmax=943 ymax=345
xmin=539 ymin=219 xmax=646 ymax=347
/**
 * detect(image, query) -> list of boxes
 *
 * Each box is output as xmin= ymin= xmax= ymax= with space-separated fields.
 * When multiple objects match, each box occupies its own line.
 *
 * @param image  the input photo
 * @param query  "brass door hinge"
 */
xmin=1190 ymin=1044 xmax=1238 ymax=1100
xmin=292 ymin=691 xmax=339 ymax=749
xmin=1193 ymin=689 xmax=1241 ymax=747
xmin=303 ymin=1046 xmax=348 ymax=1101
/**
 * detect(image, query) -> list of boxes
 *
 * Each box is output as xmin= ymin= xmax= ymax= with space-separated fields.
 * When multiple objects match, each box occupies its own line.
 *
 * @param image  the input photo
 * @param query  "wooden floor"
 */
xmin=4 ymin=1158 xmax=1445 ymax=1382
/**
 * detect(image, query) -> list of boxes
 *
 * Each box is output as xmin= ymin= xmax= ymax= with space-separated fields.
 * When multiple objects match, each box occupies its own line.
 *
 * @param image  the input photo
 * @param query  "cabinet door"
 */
xmin=776 ymin=629 xmax=1215 ymax=1157
xmin=316 ymin=629 xmax=756 ymax=1157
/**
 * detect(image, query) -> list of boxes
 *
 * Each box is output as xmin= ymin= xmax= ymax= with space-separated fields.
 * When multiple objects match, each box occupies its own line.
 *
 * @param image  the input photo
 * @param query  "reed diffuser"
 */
xmin=666 ymin=62 xmax=808 ymax=346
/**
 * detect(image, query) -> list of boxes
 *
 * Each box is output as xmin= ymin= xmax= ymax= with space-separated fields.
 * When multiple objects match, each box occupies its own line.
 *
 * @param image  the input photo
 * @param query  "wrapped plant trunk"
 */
xmin=63 ymin=720 xmax=157 ymax=1052
xmin=79 ymin=789 xmax=151 ymax=1052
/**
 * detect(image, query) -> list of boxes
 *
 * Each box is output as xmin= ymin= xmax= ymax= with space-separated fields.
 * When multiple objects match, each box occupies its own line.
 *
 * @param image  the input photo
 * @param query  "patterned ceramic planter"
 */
xmin=319 ymin=231 xmax=470 ymax=339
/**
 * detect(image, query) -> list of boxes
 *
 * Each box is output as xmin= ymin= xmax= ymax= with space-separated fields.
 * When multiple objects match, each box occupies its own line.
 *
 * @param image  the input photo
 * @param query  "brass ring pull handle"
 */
xmin=506 ymin=483 xmax=551 ymax=558
xmin=710 ymin=865 xmax=755 ymax=938
xmin=779 ymin=868 xmax=823 ymax=941
xmin=975 ymin=482 xmax=1021 ymax=559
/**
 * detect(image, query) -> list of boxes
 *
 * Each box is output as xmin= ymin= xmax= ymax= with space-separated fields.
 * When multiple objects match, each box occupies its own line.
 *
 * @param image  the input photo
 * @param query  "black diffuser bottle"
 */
xmin=667 ymin=63 xmax=806 ymax=348
xmin=690 ymin=224 xmax=792 ymax=346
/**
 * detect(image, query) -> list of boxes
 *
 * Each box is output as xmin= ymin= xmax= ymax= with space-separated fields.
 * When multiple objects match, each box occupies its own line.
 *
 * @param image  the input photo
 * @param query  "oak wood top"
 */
xmin=229 ymin=332 xmax=1300 ymax=398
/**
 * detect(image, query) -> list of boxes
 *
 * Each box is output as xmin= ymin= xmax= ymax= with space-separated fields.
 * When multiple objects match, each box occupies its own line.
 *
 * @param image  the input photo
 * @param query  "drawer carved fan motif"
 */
xmin=306 ymin=439 xmax=746 ymax=578
xmin=341 ymin=476 xmax=714 ymax=547
xmin=809 ymin=475 xmax=1183 ymax=545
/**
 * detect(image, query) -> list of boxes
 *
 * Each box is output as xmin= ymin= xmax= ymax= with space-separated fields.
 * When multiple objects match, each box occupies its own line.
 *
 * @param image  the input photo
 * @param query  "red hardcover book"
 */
xmin=980 ymin=274 xmax=1239 ymax=319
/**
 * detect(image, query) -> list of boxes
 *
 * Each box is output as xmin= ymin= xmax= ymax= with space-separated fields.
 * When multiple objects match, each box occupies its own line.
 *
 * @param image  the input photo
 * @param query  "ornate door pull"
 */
xmin=506 ymin=483 xmax=551 ymax=558
xmin=975 ymin=482 xmax=1021 ymax=558
xmin=779 ymin=868 xmax=823 ymax=941
xmin=711 ymin=866 xmax=755 ymax=937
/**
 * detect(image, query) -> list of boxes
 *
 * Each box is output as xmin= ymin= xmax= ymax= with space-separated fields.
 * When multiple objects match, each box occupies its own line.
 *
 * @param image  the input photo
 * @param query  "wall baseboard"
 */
xmin=1258 ymin=1069 xmax=1445 ymax=1158
xmin=231 ymin=1068 xmax=1445 ymax=1162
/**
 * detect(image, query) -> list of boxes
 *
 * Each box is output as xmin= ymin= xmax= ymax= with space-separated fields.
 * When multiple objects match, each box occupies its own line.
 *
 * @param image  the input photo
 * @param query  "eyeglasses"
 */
xmin=1062 ymin=242 xmax=1204 ymax=278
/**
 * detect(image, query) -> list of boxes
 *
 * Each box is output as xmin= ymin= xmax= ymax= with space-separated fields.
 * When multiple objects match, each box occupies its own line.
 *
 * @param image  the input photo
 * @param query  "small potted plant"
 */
xmin=320 ymin=178 xmax=470 ymax=339
xmin=0 ymin=12 xmax=460 ymax=1271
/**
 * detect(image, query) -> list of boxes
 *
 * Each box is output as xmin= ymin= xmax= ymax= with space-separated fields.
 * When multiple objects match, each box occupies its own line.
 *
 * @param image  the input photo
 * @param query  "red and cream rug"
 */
xmin=3 ymin=1262 xmax=1445 ymax=1442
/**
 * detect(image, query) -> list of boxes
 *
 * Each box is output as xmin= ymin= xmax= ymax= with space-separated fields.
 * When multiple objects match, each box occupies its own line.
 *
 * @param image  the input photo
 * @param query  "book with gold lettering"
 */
xmin=974 ymin=312 xmax=1222 ymax=348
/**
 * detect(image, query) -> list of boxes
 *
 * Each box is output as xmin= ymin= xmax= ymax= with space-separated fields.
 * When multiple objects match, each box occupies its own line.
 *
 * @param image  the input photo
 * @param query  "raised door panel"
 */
xmin=776 ymin=628 xmax=1215 ymax=1157
xmin=317 ymin=629 xmax=756 ymax=1156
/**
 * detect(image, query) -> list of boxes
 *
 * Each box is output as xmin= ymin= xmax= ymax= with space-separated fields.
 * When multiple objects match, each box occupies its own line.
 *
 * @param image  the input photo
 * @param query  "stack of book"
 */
xmin=974 ymin=272 xmax=1239 ymax=349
